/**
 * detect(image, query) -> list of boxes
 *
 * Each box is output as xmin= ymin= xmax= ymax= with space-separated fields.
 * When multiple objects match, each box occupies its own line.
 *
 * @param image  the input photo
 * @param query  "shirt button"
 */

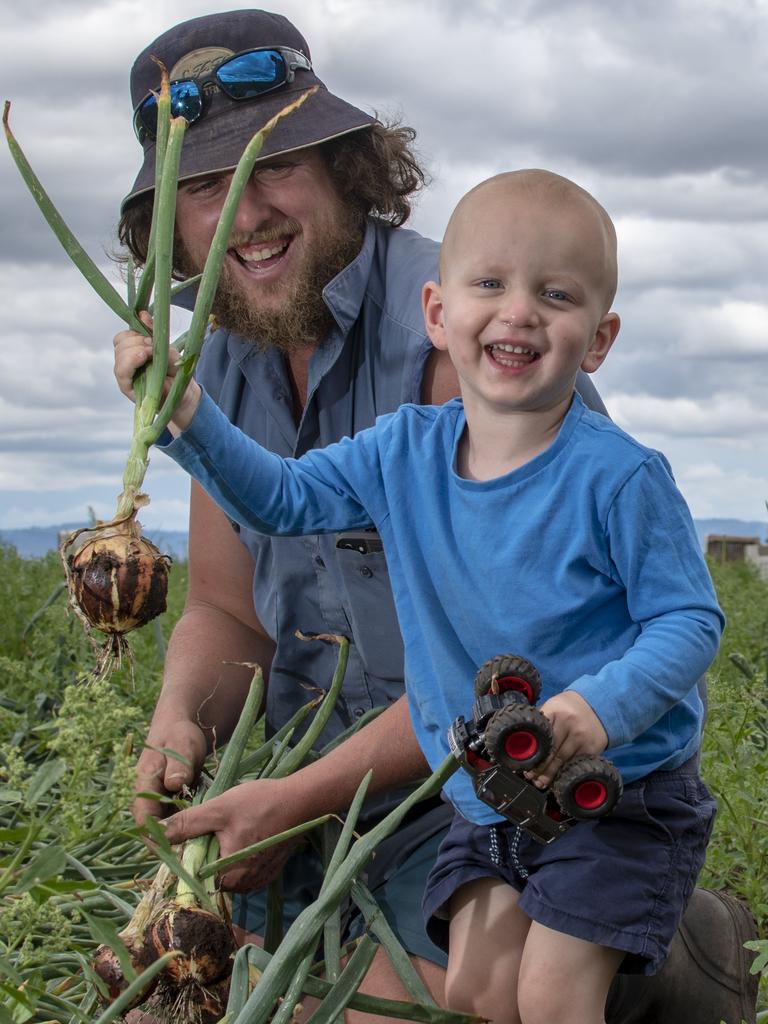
xmin=315 ymin=556 xmax=325 ymax=568
xmin=354 ymin=707 xmax=366 ymax=718
xmin=359 ymin=566 xmax=373 ymax=578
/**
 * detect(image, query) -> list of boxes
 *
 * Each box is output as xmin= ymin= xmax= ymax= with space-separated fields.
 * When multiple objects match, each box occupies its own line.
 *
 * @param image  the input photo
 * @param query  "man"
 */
xmin=120 ymin=10 xmax=758 ymax=1023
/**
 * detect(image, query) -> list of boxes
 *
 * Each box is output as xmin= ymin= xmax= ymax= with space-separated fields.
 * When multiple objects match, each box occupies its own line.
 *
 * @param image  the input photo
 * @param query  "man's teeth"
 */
xmin=238 ymin=240 xmax=289 ymax=262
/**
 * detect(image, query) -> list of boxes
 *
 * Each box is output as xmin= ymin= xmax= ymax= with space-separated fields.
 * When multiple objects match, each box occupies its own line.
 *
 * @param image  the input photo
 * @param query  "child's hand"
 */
xmin=526 ymin=691 xmax=608 ymax=789
xmin=113 ymin=312 xmax=155 ymax=402
xmin=113 ymin=312 xmax=201 ymax=434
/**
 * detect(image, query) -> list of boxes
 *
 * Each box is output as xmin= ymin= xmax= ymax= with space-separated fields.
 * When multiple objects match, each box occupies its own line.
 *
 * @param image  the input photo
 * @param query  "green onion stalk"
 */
xmin=3 ymin=73 xmax=318 ymax=677
xmin=90 ymin=636 xmax=348 ymax=1023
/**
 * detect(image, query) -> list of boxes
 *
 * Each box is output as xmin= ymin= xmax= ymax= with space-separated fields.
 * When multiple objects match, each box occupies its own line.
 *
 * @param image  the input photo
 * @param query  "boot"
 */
xmin=605 ymin=888 xmax=759 ymax=1024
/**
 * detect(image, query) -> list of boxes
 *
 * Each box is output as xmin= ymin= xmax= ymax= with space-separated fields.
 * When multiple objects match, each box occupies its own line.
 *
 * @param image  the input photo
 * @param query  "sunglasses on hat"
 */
xmin=133 ymin=46 xmax=313 ymax=142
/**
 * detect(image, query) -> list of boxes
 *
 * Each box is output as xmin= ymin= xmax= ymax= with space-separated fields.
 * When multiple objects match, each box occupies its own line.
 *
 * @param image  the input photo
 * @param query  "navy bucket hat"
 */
xmin=123 ymin=9 xmax=374 ymax=210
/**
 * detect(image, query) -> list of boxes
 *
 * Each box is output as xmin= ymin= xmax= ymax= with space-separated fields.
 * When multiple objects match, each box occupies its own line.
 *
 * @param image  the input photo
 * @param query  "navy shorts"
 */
xmin=423 ymin=760 xmax=716 ymax=975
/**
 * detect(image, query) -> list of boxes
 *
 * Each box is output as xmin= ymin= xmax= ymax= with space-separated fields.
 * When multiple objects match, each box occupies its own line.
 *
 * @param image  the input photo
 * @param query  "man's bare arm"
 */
xmin=133 ymin=481 xmax=276 ymax=823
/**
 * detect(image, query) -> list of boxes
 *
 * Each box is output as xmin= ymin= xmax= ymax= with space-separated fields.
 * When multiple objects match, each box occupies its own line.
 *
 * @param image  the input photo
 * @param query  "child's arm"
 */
xmin=113 ymin=315 xmax=201 ymax=433
xmin=114 ymin=319 xmax=385 ymax=538
xmin=533 ymin=453 xmax=723 ymax=787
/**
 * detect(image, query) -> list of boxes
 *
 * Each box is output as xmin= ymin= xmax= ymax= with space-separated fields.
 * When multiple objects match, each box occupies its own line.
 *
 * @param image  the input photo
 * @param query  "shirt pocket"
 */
xmin=335 ymin=542 xmax=405 ymax=682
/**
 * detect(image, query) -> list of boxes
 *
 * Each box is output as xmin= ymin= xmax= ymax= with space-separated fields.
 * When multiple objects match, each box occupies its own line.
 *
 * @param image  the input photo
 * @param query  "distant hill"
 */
xmin=2 ymin=519 xmax=766 ymax=560
xmin=694 ymin=519 xmax=767 ymax=545
xmin=0 ymin=524 xmax=189 ymax=561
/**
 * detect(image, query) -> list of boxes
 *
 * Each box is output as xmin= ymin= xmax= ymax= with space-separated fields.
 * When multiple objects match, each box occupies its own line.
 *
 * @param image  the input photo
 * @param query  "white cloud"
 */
xmin=605 ymin=391 xmax=768 ymax=440
xmin=680 ymin=302 xmax=768 ymax=358
xmin=675 ymin=464 xmax=768 ymax=521
xmin=616 ymin=219 xmax=767 ymax=292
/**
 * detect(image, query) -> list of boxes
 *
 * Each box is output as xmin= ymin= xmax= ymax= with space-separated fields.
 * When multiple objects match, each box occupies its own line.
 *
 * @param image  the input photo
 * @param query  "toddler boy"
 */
xmin=114 ymin=169 xmax=722 ymax=1024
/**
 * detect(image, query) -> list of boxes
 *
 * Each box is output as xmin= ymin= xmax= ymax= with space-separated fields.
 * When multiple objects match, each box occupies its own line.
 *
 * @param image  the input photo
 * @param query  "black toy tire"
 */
xmin=473 ymin=654 xmax=541 ymax=705
xmin=553 ymin=755 xmax=623 ymax=819
xmin=484 ymin=704 xmax=553 ymax=771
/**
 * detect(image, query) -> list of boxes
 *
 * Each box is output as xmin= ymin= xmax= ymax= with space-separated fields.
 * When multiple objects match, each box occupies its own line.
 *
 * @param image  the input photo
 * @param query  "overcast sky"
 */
xmin=2 ymin=0 xmax=767 ymax=532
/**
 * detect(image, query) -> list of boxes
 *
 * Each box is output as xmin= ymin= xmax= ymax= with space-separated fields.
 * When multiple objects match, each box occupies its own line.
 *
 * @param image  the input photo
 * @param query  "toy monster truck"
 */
xmin=448 ymin=654 xmax=623 ymax=844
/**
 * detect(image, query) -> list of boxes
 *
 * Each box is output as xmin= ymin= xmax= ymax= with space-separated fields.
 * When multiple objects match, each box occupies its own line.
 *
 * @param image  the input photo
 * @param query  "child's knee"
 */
xmin=444 ymin=966 xmax=521 ymax=1024
xmin=516 ymin=940 xmax=620 ymax=1024
xmin=517 ymin=980 xmax=568 ymax=1024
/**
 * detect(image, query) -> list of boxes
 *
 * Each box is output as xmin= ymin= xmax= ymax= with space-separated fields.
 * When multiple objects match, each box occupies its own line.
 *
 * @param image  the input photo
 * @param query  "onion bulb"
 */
xmin=146 ymin=904 xmax=235 ymax=986
xmin=62 ymin=514 xmax=170 ymax=674
xmin=91 ymin=939 xmax=159 ymax=1008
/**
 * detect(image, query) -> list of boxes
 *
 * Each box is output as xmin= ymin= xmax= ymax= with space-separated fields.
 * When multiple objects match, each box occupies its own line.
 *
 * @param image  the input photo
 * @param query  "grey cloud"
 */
xmin=329 ymin=0 xmax=766 ymax=180
xmin=2 ymin=0 xmax=766 ymax=526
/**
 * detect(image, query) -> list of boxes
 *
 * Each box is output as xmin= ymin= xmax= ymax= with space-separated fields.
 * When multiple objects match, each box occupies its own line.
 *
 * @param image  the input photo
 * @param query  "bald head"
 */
xmin=440 ymin=169 xmax=618 ymax=310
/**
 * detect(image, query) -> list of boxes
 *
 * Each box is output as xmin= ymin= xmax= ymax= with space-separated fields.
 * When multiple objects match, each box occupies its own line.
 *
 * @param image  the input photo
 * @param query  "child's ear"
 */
xmin=582 ymin=311 xmax=620 ymax=373
xmin=422 ymin=281 xmax=448 ymax=350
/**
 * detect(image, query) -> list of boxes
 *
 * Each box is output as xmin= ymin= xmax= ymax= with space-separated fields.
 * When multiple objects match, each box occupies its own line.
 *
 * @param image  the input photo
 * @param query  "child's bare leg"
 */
xmin=445 ymin=878 xmax=530 ymax=1024
xmin=517 ymin=921 xmax=623 ymax=1024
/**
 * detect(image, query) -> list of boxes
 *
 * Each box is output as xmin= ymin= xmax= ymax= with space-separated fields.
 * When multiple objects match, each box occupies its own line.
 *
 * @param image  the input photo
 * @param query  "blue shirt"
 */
xmin=194 ymin=218 xmax=608 ymax=750
xmin=162 ymin=392 xmax=724 ymax=824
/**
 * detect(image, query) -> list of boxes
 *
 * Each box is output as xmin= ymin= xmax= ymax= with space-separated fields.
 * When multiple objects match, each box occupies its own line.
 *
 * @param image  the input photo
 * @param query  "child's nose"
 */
xmin=498 ymin=295 xmax=540 ymax=328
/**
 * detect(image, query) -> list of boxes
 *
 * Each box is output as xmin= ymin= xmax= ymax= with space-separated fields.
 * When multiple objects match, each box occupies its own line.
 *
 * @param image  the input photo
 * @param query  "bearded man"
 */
xmin=119 ymin=10 xmax=758 ymax=1023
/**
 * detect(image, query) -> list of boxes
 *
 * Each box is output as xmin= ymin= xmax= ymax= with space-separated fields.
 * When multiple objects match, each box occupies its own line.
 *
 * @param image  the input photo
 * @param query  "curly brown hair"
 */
xmin=117 ymin=121 xmax=428 ymax=270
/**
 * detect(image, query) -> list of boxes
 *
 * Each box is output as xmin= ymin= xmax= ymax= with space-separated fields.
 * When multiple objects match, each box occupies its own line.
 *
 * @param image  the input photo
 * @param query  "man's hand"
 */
xmin=527 ymin=690 xmax=608 ymax=789
xmin=161 ymin=779 xmax=300 ymax=891
xmin=132 ymin=720 xmax=209 ymax=825
xmin=157 ymin=696 xmax=430 ymax=892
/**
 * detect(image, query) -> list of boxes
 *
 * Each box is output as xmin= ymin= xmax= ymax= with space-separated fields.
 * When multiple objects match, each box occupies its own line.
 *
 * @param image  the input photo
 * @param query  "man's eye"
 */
xmin=186 ymin=178 xmax=221 ymax=195
xmin=254 ymin=162 xmax=297 ymax=180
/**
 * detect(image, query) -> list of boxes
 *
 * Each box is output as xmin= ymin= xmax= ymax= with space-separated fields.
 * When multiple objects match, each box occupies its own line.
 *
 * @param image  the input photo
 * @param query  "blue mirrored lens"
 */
xmin=217 ymin=50 xmax=286 ymax=99
xmin=169 ymin=81 xmax=204 ymax=121
xmin=137 ymin=82 xmax=203 ymax=139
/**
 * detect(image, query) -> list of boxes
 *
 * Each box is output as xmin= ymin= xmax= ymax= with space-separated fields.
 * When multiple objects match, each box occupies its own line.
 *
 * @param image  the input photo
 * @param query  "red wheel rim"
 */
xmin=573 ymin=780 xmax=607 ymax=810
xmin=503 ymin=730 xmax=538 ymax=761
xmin=497 ymin=674 xmax=535 ymax=704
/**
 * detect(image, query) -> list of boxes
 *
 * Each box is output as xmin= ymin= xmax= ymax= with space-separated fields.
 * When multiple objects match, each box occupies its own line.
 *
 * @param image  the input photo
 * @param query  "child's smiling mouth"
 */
xmin=486 ymin=343 xmax=540 ymax=368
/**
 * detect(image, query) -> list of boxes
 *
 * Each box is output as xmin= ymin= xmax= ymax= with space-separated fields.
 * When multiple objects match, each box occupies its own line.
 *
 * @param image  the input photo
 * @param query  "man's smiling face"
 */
xmin=174 ymin=148 xmax=364 ymax=349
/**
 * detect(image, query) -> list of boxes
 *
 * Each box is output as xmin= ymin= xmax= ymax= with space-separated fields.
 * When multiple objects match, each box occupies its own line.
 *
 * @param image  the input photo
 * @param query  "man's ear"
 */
xmin=582 ymin=311 xmax=620 ymax=373
xmin=422 ymin=281 xmax=448 ymax=350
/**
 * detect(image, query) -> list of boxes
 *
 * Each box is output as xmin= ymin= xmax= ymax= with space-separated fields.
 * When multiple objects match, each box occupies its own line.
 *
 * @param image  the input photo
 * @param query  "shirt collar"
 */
xmin=321 ymin=218 xmax=377 ymax=337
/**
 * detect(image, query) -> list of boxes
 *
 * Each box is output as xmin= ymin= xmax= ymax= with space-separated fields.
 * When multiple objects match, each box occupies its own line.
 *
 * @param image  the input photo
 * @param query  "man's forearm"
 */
xmin=276 ymin=694 xmax=430 ymax=822
xmin=152 ymin=602 xmax=277 ymax=750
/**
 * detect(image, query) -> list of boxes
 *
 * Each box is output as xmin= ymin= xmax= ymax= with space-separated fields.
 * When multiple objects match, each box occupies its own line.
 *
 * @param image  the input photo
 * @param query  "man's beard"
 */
xmin=177 ymin=211 xmax=364 ymax=353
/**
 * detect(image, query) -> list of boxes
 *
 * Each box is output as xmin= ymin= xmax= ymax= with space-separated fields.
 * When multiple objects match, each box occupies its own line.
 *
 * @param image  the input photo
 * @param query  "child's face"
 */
xmin=423 ymin=178 xmax=620 ymax=418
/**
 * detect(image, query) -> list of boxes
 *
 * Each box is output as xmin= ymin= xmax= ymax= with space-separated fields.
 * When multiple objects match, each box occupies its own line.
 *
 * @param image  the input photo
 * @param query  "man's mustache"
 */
xmin=228 ymin=219 xmax=302 ymax=248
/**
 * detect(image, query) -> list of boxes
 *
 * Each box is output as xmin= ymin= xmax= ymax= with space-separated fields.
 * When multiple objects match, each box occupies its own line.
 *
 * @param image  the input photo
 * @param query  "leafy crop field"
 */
xmin=1 ymin=543 xmax=766 ymax=1020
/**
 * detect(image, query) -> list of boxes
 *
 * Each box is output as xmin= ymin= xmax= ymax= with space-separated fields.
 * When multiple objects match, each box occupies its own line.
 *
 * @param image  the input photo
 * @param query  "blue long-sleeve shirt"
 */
xmin=161 ymin=390 xmax=724 ymax=824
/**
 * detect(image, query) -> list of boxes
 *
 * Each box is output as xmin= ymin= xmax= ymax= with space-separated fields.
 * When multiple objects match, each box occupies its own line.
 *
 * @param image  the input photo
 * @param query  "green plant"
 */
xmin=3 ymin=551 xmax=767 ymax=1018
xmin=702 ymin=559 xmax=768 ymax=1010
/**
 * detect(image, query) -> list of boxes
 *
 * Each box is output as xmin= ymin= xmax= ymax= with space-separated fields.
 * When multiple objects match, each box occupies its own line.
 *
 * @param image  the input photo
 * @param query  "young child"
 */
xmin=114 ymin=169 xmax=722 ymax=1024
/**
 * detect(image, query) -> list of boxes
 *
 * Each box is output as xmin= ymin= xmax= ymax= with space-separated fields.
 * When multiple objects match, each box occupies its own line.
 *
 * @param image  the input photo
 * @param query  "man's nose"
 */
xmin=231 ymin=178 xmax=272 ymax=231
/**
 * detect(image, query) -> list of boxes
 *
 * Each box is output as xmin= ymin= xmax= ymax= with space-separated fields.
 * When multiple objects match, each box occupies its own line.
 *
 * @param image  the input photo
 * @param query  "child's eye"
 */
xmin=544 ymin=289 xmax=570 ymax=302
xmin=477 ymin=279 xmax=502 ymax=290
